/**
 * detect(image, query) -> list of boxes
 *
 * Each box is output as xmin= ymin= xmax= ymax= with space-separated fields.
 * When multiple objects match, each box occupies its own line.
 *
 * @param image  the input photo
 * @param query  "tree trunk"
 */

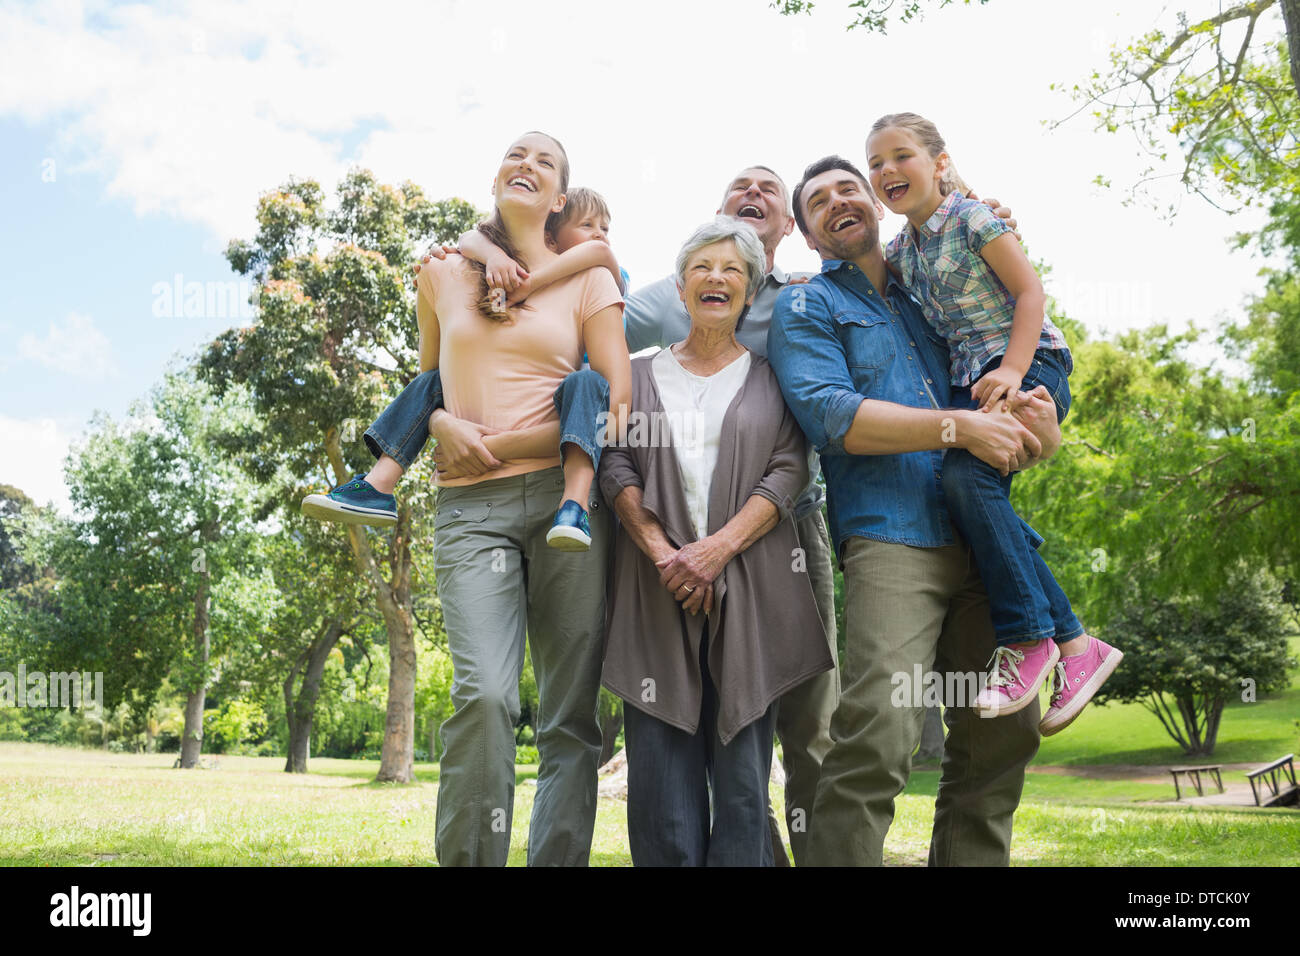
xmin=284 ymin=620 xmax=346 ymax=773
xmin=1201 ymin=696 xmax=1225 ymax=755
xmin=178 ymin=564 xmax=211 ymax=769
xmin=368 ymin=505 xmax=416 ymax=783
xmin=1281 ymin=0 xmax=1300 ymax=100
xmin=324 ymin=430 xmax=417 ymax=784
xmin=914 ymin=705 xmax=946 ymax=764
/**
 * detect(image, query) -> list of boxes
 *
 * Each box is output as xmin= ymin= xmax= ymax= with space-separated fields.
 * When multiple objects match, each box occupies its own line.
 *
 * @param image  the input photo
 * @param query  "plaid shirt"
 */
xmin=885 ymin=191 xmax=1070 ymax=386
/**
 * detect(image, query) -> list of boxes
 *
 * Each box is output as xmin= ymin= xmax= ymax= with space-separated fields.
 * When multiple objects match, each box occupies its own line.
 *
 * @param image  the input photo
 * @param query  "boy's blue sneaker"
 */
xmin=546 ymin=499 xmax=591 ymax=551
xmin=301 ymin=474 xmax=398 ymax=528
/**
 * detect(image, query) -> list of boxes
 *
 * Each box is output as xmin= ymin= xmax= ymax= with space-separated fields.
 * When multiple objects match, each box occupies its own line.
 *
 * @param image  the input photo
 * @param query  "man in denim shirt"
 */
xmin=768 ymin=156 xmax=1060 ymax=866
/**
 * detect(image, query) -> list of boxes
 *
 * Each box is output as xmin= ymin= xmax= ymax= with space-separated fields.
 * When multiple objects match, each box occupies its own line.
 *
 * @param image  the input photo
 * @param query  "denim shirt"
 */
xmin=768 ymin=258 xmax=956 ymax=555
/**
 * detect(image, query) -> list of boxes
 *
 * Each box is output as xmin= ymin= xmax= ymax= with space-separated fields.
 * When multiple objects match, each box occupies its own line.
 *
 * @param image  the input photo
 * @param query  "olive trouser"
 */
xmin=806 ymin=536 xmax=1041 ymax=866
xmin=431 ymin=467 xmax=610 ymax=867
xmin=771 ymin=507 xmax=840 ymax=865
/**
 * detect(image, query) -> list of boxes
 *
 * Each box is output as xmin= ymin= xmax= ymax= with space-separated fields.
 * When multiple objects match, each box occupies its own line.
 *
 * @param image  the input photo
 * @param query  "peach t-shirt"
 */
xmin=418 ymin=256 xmax=623 ymax=487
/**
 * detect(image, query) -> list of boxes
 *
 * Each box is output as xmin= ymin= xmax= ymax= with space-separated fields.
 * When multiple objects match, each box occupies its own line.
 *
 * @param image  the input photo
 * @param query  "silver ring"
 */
xmin=681 ymin=585 xmax=695 ymax=593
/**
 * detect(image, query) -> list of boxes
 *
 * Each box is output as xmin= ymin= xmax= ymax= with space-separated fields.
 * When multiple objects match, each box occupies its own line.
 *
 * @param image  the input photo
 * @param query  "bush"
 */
xmin=515 ymin=745 xmax=539 ymax=765
xmin=204 ymin=700 xmax=268 ymax=754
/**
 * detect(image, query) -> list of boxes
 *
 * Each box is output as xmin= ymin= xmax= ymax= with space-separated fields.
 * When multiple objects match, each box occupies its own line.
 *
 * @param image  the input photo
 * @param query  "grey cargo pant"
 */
xmin=772 ymin=507 xmax=840 ymax=865
xmin=806 ymin=536 xmax=1041 ymax=866
xmin=431 ymin=467 xmax=610 ymax=866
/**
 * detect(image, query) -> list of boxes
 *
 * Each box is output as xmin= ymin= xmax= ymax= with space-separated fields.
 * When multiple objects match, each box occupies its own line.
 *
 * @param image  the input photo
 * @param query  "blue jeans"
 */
xmin=624 ymin=634 xmax=778 ymax=867
xmin=363 ymin=369 xmax=610 ymax=474
xmin=941 ymin=349 xmax=1084 ymax=647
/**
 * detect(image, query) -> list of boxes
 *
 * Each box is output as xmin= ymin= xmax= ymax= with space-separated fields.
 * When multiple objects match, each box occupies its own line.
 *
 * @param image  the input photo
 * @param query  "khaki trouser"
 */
xmin=772 ymin=507 xmax=840 ymax=865
xmin=431 ymin=467 xmax=609 ymax=867
xmin=806 ymin=536 xmax=1041 ymax=866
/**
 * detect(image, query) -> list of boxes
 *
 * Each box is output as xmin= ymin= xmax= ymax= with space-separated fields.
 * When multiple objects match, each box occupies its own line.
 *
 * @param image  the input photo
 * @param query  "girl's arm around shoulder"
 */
xmin=510 ymin=242 xmax=625 ymax=304
xmin=458 ymin=229 xmax=529 ymax=293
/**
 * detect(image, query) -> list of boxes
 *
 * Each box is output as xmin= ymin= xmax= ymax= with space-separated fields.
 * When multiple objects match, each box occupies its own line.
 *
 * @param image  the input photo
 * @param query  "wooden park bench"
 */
xmin=1168 ymin=764 xmax=1223 ymax=801
xmin=1246 ymin=754 xmax=1297 ymax=808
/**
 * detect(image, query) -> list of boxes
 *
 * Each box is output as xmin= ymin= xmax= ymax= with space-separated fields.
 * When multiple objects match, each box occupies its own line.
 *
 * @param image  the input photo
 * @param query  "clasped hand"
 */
xmin=655 ymin=538 xmax=730 ymax=617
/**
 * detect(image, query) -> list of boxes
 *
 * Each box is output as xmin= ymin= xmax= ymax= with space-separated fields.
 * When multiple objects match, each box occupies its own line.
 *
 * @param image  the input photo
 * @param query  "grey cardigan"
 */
xmin=598 ymin=351 xmax=834 ymax=744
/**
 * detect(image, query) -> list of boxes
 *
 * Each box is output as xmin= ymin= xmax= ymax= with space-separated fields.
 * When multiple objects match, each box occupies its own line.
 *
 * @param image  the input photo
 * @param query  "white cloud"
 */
xmin=0 ymin=0 xmax=1279 ymax=337
xmin=17 ymin=312 xmax=116 ymax=381
xmin=0 ymin=415 xmax=75 ymax=514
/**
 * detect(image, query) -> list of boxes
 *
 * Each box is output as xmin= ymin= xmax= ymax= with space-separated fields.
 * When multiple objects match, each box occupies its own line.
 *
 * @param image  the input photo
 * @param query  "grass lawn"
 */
xmin=1031 ymin=636 xmax=1300 ymax=768
xmin=3 ymin=642 xmax=1295 ymax=867
xmin=2 ymin=740 xmax=1296 ymax=866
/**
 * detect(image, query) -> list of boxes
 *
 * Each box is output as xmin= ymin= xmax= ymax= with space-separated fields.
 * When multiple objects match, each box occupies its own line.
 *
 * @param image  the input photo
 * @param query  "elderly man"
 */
xmin=768 ymin=155 xmax=1060 ymax=866
xmin=623 ymin=166 xmax=838 ymax=866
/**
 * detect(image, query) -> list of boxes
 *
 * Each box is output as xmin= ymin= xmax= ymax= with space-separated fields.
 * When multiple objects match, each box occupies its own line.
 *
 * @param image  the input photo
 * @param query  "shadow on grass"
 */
xmin=311 ymin=762 xmax=542 ymax=788
xmin=904 ymin=767 xmax=1194 ymax=803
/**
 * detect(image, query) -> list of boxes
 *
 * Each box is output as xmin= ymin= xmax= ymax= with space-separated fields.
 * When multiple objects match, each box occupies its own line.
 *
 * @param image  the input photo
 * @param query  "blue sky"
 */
xmin=0 ymin=0 xmax=1278 ymax=510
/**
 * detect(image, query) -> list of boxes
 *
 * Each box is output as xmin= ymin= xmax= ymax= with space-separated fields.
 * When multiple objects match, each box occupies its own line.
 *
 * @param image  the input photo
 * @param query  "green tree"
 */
xmin=1055 ymin=1 xmax=1299 ymax=216
xmin=4 ymin=374 xmax=266 ymax=766
xmin=1101 ymin=572 xmax=1295 ymax=755
xmin=0 ymin=485 xmax=36 ymax=591
xmin=769 ymin=0 xmax=990 ymax=33
xmin=253 ymin=522 xmax=370 ymax=772
xmin=1014 ymin=321 xmax=1300 ymax=626
xmin=199 ymin=169 xmax=479 ymax=782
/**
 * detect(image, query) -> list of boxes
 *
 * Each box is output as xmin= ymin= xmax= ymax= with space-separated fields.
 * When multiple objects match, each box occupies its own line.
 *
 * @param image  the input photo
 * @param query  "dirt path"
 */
xmin=1029 ymin=763 xmax=1288 ymax=807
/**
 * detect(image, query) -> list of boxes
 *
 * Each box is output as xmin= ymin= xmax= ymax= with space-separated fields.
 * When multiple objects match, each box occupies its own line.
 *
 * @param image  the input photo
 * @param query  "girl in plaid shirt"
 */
xmin=865 ymin=112 xmax=1122 ymax=736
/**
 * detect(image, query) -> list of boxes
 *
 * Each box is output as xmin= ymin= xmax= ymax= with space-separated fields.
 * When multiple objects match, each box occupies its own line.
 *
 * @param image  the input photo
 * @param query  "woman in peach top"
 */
xmin=414 ymin=131 xmax=629 ymax=866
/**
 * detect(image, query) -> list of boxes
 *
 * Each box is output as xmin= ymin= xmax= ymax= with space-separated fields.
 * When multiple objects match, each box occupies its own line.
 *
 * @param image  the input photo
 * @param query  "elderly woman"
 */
xmin=599 ymin=216 xmax=834 ymax=867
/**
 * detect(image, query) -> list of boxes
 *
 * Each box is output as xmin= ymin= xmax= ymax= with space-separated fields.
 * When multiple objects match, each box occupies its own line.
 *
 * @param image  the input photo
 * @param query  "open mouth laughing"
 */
xmin=736 ymin=203 xmax=765 ymax=222
xmin=883 ymin=180 xmax=908 ymax=202
xmin=507 ymin=175 xmax=538 ymax=193
xmin=830 ymin=211 xmax=863 ymax=233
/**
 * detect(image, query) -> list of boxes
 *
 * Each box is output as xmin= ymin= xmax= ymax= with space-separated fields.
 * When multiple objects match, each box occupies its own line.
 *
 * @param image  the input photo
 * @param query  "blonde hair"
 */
xmin=868 ymin=112 xmax=971 ymax=197
xmin=545 ymin=186 xmax=611 ymax=240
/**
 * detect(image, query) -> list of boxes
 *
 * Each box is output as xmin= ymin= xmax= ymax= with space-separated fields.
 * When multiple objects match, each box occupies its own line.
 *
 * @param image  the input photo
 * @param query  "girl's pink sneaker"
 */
xmin=1039 ymin=636 xmax=1123 ymax=736
xmin=974 ymin=640 xmax=1060 ymax=717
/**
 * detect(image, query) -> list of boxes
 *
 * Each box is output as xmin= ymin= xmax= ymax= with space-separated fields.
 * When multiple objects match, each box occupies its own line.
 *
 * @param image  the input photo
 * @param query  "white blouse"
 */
xmin=651 ymin=346 xmax=752 ymax=539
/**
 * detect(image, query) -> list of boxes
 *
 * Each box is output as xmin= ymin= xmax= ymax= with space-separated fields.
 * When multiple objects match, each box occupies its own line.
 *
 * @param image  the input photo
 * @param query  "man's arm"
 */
xmin=842 ymin=399 xmax=1037 ymax=474
xmin=622 ymin=276 xmax=678 ymax=353
xmin=768 ymin=285 xmax=1039 ymax=475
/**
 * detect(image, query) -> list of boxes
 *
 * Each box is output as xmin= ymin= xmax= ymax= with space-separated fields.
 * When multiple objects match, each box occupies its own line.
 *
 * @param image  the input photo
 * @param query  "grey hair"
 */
xmin=674 ymin=216 xmax=767 ymax=303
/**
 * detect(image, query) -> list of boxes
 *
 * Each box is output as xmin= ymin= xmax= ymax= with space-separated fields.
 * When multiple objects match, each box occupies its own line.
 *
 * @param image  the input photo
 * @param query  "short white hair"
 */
xmin=674 ymin=216 xmax=767 ymax=302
